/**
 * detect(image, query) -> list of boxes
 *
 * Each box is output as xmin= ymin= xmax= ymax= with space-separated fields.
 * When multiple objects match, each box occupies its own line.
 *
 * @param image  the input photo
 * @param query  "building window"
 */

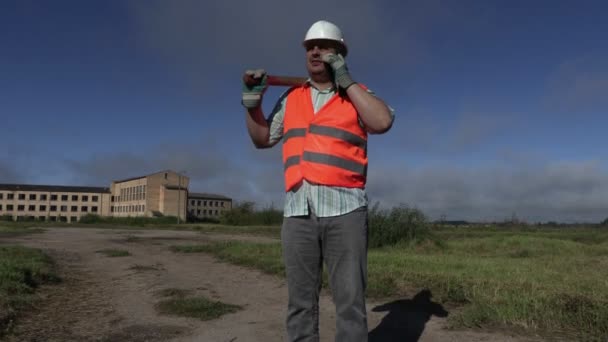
xmin=71 ymin=206 xmax=78 ymax=212
xmin=111 ymin=206 xmax=114 ymax=213
xmin=18 ymin=205 xmax=25 ymax=211
xmin=38 ymin=216 xmax=45 ymax=221
xmin=7 ymin=193 xmax=14 ymax=200
xmin=49 ymin=216 xmax=57 ymax=222
xmin=111 ymin=196 xmax=115 ymax=202
xmin=0 ymin=205 xmax=2 ymax=210
xmin=60 ymin=205 xmax=67 ymax=212
xmin=72 ymin=195 xmax=78 ymax=201
xmin=50 ymin=205 xmax=57 ymax=212
xmin=39 ymin=205 xmax=47 ymax=211
xmin=142 ymin=205 xmax=145 ymax=212
xmin=0 ymin=193 xmax=3 ymax=199
xmin=40 ymin=194 xmax=47 ymax=200
xmin=29 ymin=194 xmax=36 ymax=200
xmin=28 ymin=205 xmax=35 ymax=211
xmin=70 ymin=216 xmax=78 ymax=223
xmin=197 ymin=209 xmax=201 ymax=215
xmin=82 ymin=195 xmax=89 ymax=202
xmin=61 ymin=195 xmax=68 ymax=201
xmin=51 ymin=194 xmax=58 ymax=201
xmin=19 ymin=194 xmax=26 ymax=200
xmin=60 ymin=216 xmax=67 ymax=222
xmin=92 ymin=206 xmax=98 ymax=213
xmin=81 ymin=206 xmax=88 ymax=212
xmin=92 ymin=196 xmax=99 ymax=202
xmin=7 ymin=205 xmax=14 ymax=211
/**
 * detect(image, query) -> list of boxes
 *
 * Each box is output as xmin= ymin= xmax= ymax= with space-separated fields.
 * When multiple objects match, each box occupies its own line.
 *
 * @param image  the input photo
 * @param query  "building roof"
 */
xmin=113 ymin=169 xmax=188 ymax=184
xmin=188 ymin=192 xmax=232 ymax=200
xmin=0 ymin=183 xmax=111 ymax=193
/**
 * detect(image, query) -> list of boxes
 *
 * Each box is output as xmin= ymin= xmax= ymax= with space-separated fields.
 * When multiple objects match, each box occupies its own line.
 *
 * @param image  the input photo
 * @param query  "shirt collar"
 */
xmin=306 ymin=78 xmax=337 ymax=93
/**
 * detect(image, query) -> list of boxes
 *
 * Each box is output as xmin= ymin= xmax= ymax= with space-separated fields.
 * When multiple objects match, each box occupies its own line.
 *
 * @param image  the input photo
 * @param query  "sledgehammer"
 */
xmin=243 ymin=74 xmax=307 ymax=87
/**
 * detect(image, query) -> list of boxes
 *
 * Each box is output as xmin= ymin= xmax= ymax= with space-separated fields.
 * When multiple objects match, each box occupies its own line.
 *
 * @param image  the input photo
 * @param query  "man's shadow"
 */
xmin=368 ymin=289 xmax=448 ymax=342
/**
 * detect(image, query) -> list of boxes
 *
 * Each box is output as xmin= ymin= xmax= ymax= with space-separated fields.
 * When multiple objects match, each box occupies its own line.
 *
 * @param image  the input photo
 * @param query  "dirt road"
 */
xmin=1 ymin=227 xmax=538 ymax=342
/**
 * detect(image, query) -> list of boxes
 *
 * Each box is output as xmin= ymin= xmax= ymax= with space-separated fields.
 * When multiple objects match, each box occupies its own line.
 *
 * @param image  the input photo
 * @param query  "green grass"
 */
xmin=154 ymin=287 xmax=242 ymax=320
xmin=0 ymin=246 xmax=59 ymax=336
xmin=95 ymin=249 xmax=131 ymax=257
xmin=128 ymin=264 xmax=161 ymax=272
xmin=171 ymin=228 xmax=608 ymax=341
xmin=2 ymin=217 xmax=282 ymax=238
xmin=0 ymin=225 xmax=45 ymax=237
xmin=171 ymin=243 xmax=285 ymax=276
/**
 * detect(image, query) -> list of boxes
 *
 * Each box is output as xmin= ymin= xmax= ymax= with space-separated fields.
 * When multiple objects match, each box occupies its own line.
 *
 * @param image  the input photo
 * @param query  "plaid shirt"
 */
xmin=267 ymin=82 xmax=379 ymax=218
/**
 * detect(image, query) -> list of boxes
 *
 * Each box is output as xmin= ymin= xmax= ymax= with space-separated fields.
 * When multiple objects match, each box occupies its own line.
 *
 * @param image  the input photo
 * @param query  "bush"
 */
xmin=220 ymin=202 xmax=282 ymax=226
xmin=368 ymin=203 xmax=442 ymax=248
xmin=78 ymin=214 xmax=179 ymax=226
xmin=0 ymin=215 xmax=13 ymax=222
xmin=79 ymin=214 xmax=103 ymax=224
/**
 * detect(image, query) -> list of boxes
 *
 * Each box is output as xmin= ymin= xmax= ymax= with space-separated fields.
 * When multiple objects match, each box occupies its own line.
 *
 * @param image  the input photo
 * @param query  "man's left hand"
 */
xmin=321 ymin=53 xmax=356 ymax=90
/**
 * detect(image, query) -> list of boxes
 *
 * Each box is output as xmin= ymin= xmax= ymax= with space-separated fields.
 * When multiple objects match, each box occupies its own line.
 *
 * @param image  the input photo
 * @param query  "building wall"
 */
xmin=0 ymin=190 xmax=110 ymax=222
xmin=110 ymin=177 xmax=148 ymax=217
xmin=187 ymin=196 xmax=232 ymax=220
xmin=146 ymin=171 xmax=189 ymax=221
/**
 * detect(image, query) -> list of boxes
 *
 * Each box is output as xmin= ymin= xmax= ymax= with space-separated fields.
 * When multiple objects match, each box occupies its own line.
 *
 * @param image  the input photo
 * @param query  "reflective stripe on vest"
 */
xmin=283 ymin=128 xmax=307 ymax=143
xmin=308 ymin=124 xmax=367 ymax=150
xmin=284 ymin=155 xmax=300 ymax=171
xmin=302 ymin=151 xmax=367 ymax=175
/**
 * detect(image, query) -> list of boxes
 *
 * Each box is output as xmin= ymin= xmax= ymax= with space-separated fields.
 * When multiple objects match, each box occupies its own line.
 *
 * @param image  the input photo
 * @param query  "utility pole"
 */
xmin=177 ymin=170 xmax=187 ymax=224
xmin=177 ymin=173 xmax=181 ymax=224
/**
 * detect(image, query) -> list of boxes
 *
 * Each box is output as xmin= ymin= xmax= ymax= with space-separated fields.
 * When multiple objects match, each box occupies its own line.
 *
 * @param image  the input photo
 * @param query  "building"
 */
xmin=0 ymin=184 xmax=111 ymax=222
xmin=110 ymin=170 xmax=189 ymax=221
xmin=187 ymin=192 xmax=232 ymax=221
xmin=0 ymin=170 xmax=232 ymax=223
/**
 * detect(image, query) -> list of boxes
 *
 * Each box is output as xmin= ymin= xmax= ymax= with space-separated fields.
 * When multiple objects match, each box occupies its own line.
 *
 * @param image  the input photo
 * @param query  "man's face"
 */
xmin=304 ymin=39 xmax=339 ymax=75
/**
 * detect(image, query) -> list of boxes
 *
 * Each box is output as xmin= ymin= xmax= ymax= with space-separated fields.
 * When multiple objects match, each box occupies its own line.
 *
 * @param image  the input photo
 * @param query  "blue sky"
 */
xmin=1 ymin=1 xmax=607 ymax=222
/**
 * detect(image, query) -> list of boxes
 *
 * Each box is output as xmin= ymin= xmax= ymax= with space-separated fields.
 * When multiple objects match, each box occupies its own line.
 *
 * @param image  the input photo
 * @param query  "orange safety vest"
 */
xmin=282 ymin=84 xmax=368 ymax=191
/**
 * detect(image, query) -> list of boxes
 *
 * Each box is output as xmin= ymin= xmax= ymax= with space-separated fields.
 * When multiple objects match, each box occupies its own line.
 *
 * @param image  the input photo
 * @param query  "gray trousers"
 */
xmin=281 ymin=207 xmax=368 ymax=342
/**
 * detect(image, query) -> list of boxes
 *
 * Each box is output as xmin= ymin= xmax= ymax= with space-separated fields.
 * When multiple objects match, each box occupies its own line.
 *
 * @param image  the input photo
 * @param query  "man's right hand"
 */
xmin=242 ymin=69 xmax=268 ymax=109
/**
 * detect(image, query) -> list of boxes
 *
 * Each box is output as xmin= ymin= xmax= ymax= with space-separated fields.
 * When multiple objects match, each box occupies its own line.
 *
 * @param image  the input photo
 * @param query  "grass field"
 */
xmin=154 ymin=287 xmax=242 ymax=321
xmin=1 ymin=218 xmax=281 ymax=238
xmin=172 ymin=226 xmax=608 ymax=341
xmin=0 ymin=244 xmax=59 ymax=336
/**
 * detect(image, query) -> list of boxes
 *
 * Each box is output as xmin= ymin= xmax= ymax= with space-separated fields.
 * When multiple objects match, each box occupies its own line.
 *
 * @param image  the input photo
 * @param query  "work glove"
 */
xmin=242 ymin=69 xmax=268 ymax=109
xmin=321 ymin=53 xmax=356 ymax=90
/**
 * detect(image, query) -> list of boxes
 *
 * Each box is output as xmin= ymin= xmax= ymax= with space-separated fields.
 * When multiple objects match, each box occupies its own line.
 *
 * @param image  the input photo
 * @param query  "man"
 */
xmin=242 ymin=20 xmax=393 ymax=342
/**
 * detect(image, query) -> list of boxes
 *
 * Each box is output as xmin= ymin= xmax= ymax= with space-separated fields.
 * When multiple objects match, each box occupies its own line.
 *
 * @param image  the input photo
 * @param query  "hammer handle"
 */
xmin=267 ymin=75 xmax=307 ymax=87
xmin=243 ymin=74 xmax=307 ymax=87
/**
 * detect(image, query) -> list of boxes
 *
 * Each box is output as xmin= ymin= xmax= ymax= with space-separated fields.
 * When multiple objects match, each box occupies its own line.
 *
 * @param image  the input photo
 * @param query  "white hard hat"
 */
xmin=303 ymin=20 xmax=348 ymax=56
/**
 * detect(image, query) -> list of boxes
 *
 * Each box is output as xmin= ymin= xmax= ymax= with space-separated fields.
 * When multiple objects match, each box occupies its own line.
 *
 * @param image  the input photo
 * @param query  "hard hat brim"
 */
xmin=302 ymin=39 xmax=348 ymax=57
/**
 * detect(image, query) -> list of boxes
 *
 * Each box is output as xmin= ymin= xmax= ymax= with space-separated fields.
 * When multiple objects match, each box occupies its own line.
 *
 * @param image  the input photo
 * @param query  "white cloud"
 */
xmin=367 ymin=159 xmax=608 ymax=223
